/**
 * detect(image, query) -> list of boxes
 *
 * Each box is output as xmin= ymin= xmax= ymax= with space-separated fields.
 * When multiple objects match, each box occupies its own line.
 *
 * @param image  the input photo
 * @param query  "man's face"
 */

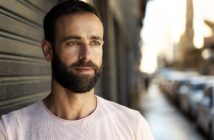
xmin=52 ymin=13 xmax=104 ymax=93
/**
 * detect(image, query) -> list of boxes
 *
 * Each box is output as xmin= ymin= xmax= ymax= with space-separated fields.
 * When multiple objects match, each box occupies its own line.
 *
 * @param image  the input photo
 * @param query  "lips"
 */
xmin=74 ymin=67 xmax=95 ymax=74
xmin=75 ymin=67 xmax=93 ymax=70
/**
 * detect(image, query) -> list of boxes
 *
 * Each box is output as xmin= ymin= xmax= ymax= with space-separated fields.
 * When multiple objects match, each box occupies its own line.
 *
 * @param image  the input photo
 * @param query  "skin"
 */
xmin=41 ymin=13 xmax=104 ymax=120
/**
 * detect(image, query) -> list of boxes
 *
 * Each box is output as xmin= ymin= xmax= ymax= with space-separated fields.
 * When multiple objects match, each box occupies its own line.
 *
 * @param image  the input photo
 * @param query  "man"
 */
xmin=0 ymin=0 xmax=154 ymax=139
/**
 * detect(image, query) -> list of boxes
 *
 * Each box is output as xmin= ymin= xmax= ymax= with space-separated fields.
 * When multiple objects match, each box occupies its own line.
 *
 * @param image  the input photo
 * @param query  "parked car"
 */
xmin=157 ymin=69 xmax=197 ymax=100
xmin=196 ymin=80 xmax=214 ymax=139
xmin=157 ymin=68 xmax=172 ymax=94
xmin=179 ymin=76 xmax=207 ymax=117
xmin=172 ymin=77 xmax=190 ymax=105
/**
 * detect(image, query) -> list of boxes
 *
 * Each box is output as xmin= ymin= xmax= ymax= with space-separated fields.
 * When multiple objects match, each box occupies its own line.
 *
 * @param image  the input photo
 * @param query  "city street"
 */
xmin=139 ymin=81 xmax=206 ymax=140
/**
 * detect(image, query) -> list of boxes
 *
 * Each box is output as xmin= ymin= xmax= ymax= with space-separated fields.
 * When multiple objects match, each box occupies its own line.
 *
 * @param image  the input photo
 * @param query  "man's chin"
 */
xmin=74 ymin=73 xmax=95 ymax=79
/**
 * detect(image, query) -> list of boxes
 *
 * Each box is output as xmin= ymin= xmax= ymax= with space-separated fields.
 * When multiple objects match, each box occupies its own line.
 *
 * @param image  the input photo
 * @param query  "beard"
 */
xmin=51 ymin=52 xmax=102 ymax=93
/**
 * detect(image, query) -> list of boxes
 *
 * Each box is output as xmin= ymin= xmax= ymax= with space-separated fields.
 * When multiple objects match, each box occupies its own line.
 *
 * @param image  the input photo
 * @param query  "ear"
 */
xmin=41 ymin=39 xmax=53 ymax=61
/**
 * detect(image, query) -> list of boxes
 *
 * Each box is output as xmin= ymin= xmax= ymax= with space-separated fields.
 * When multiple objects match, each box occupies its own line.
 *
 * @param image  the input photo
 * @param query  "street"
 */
xmin=139 ymin=81 xmax=206 ymax=140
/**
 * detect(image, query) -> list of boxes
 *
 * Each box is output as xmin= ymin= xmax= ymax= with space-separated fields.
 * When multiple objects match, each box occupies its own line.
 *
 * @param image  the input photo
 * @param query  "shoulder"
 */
xmin=97 ymin=96 xmax=154 ymax=139
xmin=97 ymin=96 xmax=136 ymax=113
xmin=97 ymin=96 xmax=142 ymax=122
xmin=97 ymin=96 xmax=139 ymax=113
xmin=0 ymin=120 xmax=7 ymax=140
xmin=1 ymin=100 xmax=42 ymax=127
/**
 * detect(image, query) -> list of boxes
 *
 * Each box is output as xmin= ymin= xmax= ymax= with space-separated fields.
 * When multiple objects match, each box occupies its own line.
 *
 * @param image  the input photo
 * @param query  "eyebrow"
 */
xmin=89 ymin=36 xmax=103 ymax=40
xmin=60 ymin=35 xmax=103 ymax=43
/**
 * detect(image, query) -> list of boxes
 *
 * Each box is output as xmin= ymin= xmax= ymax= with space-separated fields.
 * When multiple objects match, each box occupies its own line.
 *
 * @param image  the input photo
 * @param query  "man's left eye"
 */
xmin=90 ymin=41 xmax=101 ymax=46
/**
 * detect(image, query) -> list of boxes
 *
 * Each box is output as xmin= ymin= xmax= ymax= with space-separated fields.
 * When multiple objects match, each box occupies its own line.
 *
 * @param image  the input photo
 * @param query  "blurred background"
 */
xmin=1 ymin=0 xmax=214 ymax=139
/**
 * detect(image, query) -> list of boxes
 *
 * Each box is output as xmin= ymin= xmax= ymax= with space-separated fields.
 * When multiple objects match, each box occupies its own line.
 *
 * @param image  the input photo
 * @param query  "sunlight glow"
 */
xmin=140 ymin=0 xmax=186 ymax=73
xmin=193 ymin=0 xmax=204 ymax=49
xmin=140 ymin=0 xmax=214 ymax=74
xmin=202 ymin=49 xmax=211 ymax=60
xmin=202 ymin=0 xmax=214 ymax=22
xmin=169 ymin=0 xmax=186 ymax=44
xmin=203 ymin=23 xmax=213 ymax=37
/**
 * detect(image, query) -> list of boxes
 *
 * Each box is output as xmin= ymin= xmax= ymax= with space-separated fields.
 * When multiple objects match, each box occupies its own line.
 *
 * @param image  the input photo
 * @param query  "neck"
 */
xmin=43 ymin=80 xmax=97 ymax=120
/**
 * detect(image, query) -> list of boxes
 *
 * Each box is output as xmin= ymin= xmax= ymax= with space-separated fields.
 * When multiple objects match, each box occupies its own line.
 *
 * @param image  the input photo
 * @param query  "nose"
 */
xmin=79 ymin=42 xmax=92 ymax=61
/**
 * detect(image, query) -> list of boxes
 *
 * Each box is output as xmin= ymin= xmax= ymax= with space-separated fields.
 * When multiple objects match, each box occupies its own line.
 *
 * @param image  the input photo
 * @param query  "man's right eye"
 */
xmin=66 ymin=41 xmax=80 ymax=47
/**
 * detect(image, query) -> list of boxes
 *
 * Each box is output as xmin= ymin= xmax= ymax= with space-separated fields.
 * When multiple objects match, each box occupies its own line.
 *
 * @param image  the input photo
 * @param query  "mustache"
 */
xmin=70 ymin=60 xmax=99 ymax=70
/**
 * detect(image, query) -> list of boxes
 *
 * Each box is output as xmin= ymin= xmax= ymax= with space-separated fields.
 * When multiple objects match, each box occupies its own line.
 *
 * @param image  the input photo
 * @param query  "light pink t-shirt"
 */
xmin=0 ymin=96 xmax=154 ymax=140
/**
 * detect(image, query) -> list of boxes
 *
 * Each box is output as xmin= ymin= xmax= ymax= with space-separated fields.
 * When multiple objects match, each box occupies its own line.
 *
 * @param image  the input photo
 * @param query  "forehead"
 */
xmin=55 ymin=13 xmax=103 ymax=37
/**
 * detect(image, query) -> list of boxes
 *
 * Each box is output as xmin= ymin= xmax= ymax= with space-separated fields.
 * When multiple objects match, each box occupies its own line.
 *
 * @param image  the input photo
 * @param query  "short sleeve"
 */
xmin=136 ymin=113 xmax=154 ymax=140
xmin=0 ymin=119 xmax=7 ymax=140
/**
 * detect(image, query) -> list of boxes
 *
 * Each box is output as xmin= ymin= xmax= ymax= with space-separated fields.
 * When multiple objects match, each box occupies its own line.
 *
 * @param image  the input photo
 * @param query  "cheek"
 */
xmin=92 ymin=48 xmax=103 ymax=65
xmin=58 ymin=48 xmax=79 ymax=65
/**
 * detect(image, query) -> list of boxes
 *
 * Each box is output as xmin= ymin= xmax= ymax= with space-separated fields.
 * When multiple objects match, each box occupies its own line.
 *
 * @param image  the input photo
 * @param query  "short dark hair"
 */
xmin=43 ymin=0 xmax=102 ymax=44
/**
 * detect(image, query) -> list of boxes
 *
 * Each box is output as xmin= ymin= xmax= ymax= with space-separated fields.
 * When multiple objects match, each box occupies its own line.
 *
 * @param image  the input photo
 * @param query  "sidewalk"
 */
xmin=138 ymin=81 xmax=206 ymax=140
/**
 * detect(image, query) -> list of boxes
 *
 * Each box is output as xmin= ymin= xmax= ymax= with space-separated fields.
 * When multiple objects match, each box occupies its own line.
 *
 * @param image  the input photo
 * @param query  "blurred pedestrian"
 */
xmin=0 ymin=1 xmax=154 ymax=139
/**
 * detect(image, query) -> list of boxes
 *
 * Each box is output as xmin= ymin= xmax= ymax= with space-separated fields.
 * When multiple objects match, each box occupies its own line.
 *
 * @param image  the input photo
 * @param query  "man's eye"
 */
xmin=90 ymin=41 xmax=101 ymax=46
xmin=66 ymin=41 xmax=79 ymax=47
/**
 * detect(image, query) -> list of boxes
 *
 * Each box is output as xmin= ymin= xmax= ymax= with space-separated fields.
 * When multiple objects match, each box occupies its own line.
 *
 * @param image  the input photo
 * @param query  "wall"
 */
xmin=94 ymin=0 xmax=143 ymax=107
xmin=0 ymin=0 xmax=58 ymax=115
